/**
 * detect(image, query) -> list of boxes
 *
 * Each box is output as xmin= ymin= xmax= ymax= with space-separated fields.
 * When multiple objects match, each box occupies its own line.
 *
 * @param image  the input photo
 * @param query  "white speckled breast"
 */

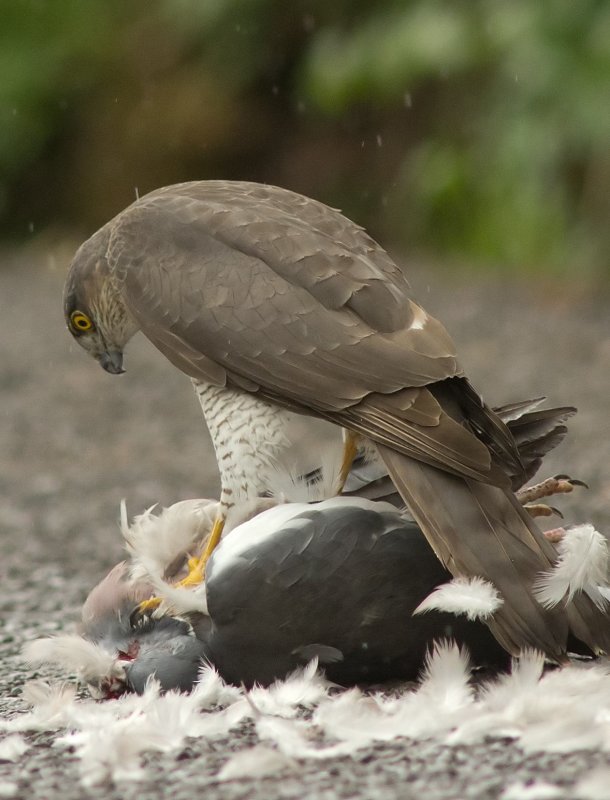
xmin=192 ymin=379 xmax=308 ymax=512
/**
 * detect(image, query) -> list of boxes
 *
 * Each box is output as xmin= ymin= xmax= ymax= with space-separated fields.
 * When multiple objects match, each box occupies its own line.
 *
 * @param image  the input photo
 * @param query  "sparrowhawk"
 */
xmin=63 ymin=180 xmax=610 ymax=660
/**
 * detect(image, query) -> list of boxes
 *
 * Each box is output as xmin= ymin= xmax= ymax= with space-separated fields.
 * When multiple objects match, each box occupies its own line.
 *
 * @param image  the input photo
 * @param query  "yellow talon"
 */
xmin=338 ymin=430 xmax=360 ymax=493
xmin=174 ymin=515 xmax=226 ymax=589
xmin=131 ymin=515 xmax=226 ymax=622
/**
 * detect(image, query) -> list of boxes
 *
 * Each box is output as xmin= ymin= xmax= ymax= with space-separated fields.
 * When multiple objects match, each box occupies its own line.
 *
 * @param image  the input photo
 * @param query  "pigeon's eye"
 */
xmin=70 ymin=311 xmax=94 ymax=333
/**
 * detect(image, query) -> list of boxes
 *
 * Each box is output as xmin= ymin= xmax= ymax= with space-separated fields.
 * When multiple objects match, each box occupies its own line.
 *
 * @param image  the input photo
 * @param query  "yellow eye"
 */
xmin=70 ymin=311 xmax=94 ymax=332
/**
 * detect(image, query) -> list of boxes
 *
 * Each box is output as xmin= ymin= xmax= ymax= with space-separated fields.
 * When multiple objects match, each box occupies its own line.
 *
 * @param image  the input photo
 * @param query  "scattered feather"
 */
xmin=11 ymin=645 xmax=610 ymax=786
xmin=501 ymin=781 xmax=563 ymax=799
xmin=58 ymin=718 xmax=158 ymax=786
xmin=255 ymin=713 xmax=352 ymax=760
xmin=573 ymin=769 xmax=610 ymax=800
xmin=414 ymin=576 xmax=503 ymax=621
xmin=0 ymin=735 xmax=28 ymax=762
xmin=418 ymin=640 xmax=473 ymax=709
xmin=0 ymin=681 xmax=78 ymax=732
xmin=22 ymin=636 xmax=123 ymax=687
xmin=216 ymin=745 xmax=297 ymax=781
xmin=193 ymin=664 xmax=244 ymax=708
xmin=534 ymin=524 xmax=609 ymax=609
xmin=248 ymin=659 xmax=329 ymax=717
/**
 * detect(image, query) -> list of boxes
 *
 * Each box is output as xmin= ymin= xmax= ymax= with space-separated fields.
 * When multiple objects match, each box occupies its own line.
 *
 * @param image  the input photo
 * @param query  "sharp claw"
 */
xmin=552 ymin=474 xmax=589 ymax=489
xmin=524 ymin=502 xmax=562 ymax=518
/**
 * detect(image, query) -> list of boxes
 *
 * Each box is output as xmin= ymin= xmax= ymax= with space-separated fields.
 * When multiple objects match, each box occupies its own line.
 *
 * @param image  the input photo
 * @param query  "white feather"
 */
xmin=418 ymin=640 xmax=473 ymax=708
xmin=147 ymin=577 xmax=208 ymax=616
xmin=10 ymin=646 xmax=610 ymax=786
xmin=255 ymin=714 xmax=353 ymax=760
xmin=573 ymin=769 xmax=610 ymax=800
xmin=248 ymin=659 xmax=329 ymax=717
xmin=501 ymin=781 xmax=563 ymax=799
xmin=22 ymin=636 xmax=122 ymax=686
xmin=58 ymin=718 xmax=159 ymax=786
xmin=0 ymin=681 xmax=78 ymax=733
xmin=122 ymin=499 xmax=219 ymax=583
xmin=0 ymin=735 xmax=28 ymax=762
xmin=314 ymin=641 xmax=473 ymax=746
xmin=413 ymin=576 xmax=503 ymax=621
xmin=533 ymin=524 xmax=609 ymax=609
xmin=216 ymin=745 xmax=297 ymax=781
xmin=193 ymin=664 xmax=244 ymax=708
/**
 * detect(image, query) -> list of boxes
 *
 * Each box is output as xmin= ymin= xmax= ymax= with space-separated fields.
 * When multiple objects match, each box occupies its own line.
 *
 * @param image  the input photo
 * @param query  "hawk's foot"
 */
xmin=523 ymin=502 xmax=563 ymax=519
xmin=516 ymin=474 xmax=587 ymax=506
xmin=130 ymin=515 xmax=226 ymax=625
xmin=338 ymin=430 xmax=361 ymax=494
xmin=174 ymin=515 xmax=226 ymax=589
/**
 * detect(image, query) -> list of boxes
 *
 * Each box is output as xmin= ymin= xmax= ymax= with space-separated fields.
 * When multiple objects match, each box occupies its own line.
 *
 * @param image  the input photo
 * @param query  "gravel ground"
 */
xmin=1 ymin=244 xmax=609 ymax=798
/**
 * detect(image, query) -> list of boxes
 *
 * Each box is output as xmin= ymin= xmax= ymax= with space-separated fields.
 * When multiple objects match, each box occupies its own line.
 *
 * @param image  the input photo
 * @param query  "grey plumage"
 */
xmin=200 ymin=499 xmax=509 ymax=687
xmin=64 ymin=180 xmax=609 ymax=659
xmin=81 ymin=563 xmax=208 ymax=694
xmin=81 ymin=499 xmax=509 ymax=691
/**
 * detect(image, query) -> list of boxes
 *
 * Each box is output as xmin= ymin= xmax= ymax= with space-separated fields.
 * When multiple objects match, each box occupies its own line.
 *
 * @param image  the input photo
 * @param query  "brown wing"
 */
xmin=106 ymin=181 xmax=507 ymax=483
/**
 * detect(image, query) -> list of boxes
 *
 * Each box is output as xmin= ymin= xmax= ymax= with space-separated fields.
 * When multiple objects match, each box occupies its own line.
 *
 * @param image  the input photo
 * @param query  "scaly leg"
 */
xmin=516 ymin=474 xmax=587 ymax=519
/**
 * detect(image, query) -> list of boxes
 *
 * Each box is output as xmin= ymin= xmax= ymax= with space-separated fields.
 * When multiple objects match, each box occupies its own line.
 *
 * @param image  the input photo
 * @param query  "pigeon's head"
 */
xmin=63 ymin=228 xmax=138 ymax=374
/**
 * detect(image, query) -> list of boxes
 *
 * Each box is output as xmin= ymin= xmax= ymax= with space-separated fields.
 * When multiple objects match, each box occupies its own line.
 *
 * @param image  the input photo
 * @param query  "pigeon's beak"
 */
xmin=99 ymin=350 xmax=125 ymax=375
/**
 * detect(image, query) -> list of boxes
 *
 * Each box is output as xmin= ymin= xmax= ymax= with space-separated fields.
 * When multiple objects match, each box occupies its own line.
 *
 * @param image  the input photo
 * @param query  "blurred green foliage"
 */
xmin=1 ymin=0 xmax=608 ymax=278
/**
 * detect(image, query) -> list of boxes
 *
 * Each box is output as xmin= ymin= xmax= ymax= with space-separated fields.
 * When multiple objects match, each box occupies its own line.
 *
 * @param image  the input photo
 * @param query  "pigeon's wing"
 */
xmin=107 ymin=182 xmax=509 ymax=483
xmin=204 ymin=498 xmax=506 ymax=685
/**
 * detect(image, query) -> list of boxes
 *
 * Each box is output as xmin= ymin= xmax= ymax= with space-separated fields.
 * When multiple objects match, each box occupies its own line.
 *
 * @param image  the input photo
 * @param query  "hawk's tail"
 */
xmin=345 ymin=398 xmax=576 ymax=506
xmin=376 ymin=445 xmax=610 ymax=659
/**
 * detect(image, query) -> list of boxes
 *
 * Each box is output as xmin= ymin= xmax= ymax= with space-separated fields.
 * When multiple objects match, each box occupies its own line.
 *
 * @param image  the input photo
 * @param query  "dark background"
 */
xmin=1 ymin=0 xmax=608 ymax=281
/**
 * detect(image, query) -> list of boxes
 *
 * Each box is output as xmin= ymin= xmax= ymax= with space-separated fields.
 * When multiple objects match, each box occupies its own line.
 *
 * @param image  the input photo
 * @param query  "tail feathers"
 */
xmin=502 ymin=404 xmax=576 ymax=488
xmin=493 ymin=397 xmax=547 ymax=422
xmin=344 ymin=398 xmax=576 ymax=506
xmin=377 ymin=445 xmax=610 ymax=659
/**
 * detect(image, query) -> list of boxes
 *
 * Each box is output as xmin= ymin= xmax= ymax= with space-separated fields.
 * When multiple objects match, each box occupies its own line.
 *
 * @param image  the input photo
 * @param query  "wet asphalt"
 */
xmin=0 ymin=245 xmax=608 ymax=798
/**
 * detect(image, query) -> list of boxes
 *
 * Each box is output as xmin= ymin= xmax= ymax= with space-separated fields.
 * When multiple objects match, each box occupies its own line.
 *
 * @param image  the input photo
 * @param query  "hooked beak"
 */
xmin=99 ymin=350 xmax=125 ymax=375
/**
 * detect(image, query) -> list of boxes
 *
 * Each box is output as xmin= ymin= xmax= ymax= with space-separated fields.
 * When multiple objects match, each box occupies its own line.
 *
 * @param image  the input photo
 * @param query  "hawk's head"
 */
xmin=64 ymin=228 xmax=138 ymax=374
